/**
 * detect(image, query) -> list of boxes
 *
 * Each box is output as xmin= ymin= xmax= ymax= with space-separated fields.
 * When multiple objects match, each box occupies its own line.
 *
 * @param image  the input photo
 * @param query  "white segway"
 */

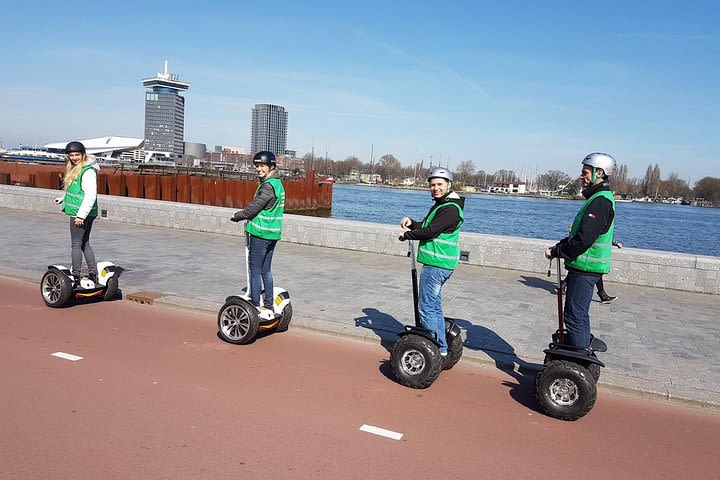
xmin=217 ymin=222 xmax=292 ymax=345
xmin=40 ymin=261 xmax=119 ymax=308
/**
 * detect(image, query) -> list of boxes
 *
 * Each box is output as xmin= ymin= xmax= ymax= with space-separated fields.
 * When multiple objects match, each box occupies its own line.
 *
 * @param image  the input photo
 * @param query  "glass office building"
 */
xmin=142 ymin=61 xmax=190 ymax=160
xmin=251 ymin=104 xmax=288 ymax=156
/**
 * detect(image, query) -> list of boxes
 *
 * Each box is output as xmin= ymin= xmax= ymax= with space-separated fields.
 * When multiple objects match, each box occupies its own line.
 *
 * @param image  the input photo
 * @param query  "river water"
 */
xmin=328 ymin=184 xmax=720 ymax=257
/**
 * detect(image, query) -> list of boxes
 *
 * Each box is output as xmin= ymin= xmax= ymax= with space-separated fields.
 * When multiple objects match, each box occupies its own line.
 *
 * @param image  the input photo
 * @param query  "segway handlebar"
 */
xmin=407 ymin=239 xmax=421 ymax=328
xmin=555 ymin=257 xmax=565 ymax=344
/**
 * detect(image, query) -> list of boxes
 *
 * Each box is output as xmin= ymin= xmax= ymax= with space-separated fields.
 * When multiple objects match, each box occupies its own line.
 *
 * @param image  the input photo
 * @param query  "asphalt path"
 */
xmin=1 ymin=277 xmax=718 ymax=479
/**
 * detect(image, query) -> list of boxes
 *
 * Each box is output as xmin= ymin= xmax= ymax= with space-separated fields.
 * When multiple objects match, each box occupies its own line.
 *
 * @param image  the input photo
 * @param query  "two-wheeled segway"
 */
xmin=390 ymin=239 xmax=463 ymax=389
xmin=534 ymin=258 xmax=607 ymax=420
xmin=217 ymin=222 xmax=292 ymax=345
xmin=40 ymin=261 xmax=119 ymax=308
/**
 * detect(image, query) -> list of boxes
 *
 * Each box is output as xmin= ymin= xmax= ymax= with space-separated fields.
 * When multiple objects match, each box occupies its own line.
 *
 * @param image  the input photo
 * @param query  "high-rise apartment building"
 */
xmin=250 ymin=104 xmax=288 ymax=156
xmin=142 ymin=60 xmax=190 ymax=159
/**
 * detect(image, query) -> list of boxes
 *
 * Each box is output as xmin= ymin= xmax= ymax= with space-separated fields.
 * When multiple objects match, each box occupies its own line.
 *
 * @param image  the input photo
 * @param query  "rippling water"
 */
xmin=328 ymin=184 xmax=720 ymax=257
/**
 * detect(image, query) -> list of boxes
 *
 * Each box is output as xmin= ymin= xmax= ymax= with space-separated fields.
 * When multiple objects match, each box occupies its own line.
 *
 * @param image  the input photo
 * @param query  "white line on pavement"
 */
xmin=359 ymin=424 xmax=403 ymax=440
xmin=51 ymin=352 xmax=84 ymax=362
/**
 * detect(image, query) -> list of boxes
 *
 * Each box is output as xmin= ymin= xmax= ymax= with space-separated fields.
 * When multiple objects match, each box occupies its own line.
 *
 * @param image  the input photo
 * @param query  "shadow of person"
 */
xmin=518 ymin=275 xmax=557 ymax=294
xmin=453 ymin=318 xmax=544 ymax=412
xmin=354 ymin=307 xmax=405 ymax=353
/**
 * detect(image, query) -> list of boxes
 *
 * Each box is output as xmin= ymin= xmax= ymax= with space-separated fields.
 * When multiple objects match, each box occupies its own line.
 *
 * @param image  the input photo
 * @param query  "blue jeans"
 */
xmin=563 ymin=270 xmax=600 ymax=348
xmin=248 ymin=235 xmax=277 ymax=308
xmin=418 ymin=265 xmax=453 ymax=353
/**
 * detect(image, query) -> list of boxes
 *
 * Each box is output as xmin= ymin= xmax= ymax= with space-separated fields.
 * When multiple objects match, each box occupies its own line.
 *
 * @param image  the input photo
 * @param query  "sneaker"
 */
xmin=598 ymin=292 xmax=617 ymax=303
xmin=88 ymin=273 xmax=98 ymax=285
xmin=440 ymin=351 xmax=448 ymax=357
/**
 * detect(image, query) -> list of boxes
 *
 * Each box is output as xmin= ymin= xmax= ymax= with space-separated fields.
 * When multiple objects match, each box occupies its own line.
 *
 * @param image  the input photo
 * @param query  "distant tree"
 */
xmin=454 ymin=160 xmax=476 ymax=186
xmin=694 ymin=177 xmax=720 ymax=205
xmin=537 ymin=170 xmax=569 ymax=192
xmin=613 ymin=164 xmax=629 ymax=194
xmin=662 ymin=172 xmax=692 ymax=199
xmin=378 ymin=154 xmax=401 ymax=182
xmin=335 ymin=155 xmax=363 ymax=178
xmin=493 ymin=169 xmax=518 ymax=183
xmin=642 ymin=163 xmax=662 ymax=197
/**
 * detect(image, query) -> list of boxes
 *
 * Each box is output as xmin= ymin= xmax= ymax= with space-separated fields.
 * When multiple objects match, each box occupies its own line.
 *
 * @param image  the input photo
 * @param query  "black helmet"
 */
xmin=65 ymin=141 xmax=86 ymax=154
xmin=253 ymin=150 xmax=276 ymax=167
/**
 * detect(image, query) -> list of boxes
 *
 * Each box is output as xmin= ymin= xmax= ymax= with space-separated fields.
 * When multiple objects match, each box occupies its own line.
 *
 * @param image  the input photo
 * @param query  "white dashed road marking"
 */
xmin=51 ymin=352 xmax=84 ymax=361
xmin=359 ymin=424 xmax=403 ymax=440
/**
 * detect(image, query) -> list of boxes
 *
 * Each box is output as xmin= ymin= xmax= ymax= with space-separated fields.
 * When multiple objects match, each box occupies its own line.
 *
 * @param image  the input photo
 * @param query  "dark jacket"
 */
xmin=402 ymin=191 xmax=465 ymax=241
xmin=552 ymin=181 xmax=615 ymax=275
xmin=232 ymin=171 xmax=279 ymax=221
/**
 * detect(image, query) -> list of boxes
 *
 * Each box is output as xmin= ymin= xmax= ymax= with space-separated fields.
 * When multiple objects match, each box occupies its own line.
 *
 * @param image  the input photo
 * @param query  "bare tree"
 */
xmin=455 ymin=160 xmax=476 ymax=186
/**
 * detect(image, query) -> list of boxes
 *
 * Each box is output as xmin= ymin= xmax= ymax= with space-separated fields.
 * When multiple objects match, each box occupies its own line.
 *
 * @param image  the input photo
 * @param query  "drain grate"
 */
xmin=126 ymin=291 xmax=164 ymax=305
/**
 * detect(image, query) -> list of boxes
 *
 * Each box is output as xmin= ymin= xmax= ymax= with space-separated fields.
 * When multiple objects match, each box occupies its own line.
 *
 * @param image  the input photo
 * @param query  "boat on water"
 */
xmin=0 ymin=147 xmax=65 ymax=164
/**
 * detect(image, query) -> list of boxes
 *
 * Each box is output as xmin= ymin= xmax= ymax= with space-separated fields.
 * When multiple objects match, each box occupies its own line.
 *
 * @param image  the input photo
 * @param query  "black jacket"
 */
xmin=402 ymin=191 xmax=465 ymax=241
xmin=552 ymin=181 xmax=615 ymax=274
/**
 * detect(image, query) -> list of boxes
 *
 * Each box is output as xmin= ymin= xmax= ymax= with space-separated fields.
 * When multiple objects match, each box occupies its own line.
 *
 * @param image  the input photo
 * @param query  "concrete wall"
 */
xmin=2 ymin=184 xmax=718 ymax=295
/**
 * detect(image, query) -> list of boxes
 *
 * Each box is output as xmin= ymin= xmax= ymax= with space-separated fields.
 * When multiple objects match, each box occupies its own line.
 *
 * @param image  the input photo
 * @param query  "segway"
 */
xmin=534 ymin=258 xmax=607 ymax=421
xmin=40 ymin=261 xmax=119 ymax=308
xmin=390 ymin=239 xmax=463 ymax=389
xmin=217 ymin=222 xmax=292 ymax=345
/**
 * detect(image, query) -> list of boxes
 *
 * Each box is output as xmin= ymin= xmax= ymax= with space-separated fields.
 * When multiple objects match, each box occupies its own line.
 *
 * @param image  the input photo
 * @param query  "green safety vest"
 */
xmin=565 ymin=190 xmax=615 ymax=274
xmin=417 ymin=201 xmax=464 ymax=270
xmin=63 ymin=165 xmax=98 ymax=218
xmin=246 ymin=177 xmax=285 ymax=240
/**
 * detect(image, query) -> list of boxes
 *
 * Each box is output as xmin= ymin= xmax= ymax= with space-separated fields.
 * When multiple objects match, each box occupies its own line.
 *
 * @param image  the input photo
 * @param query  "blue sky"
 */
xmin=1 ymin=0 xmax=718 ymax=181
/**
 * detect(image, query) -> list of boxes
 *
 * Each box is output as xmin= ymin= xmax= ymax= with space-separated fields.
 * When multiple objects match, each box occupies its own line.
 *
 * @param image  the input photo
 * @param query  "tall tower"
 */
xmin=251 ymin=103 xmax=288 ymax=156
xmin=142 ymin=60 xmax=190 ymax=160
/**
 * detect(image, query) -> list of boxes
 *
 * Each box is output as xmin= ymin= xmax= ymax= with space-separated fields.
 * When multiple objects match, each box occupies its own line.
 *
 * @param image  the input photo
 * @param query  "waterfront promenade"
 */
xmin=2 ymin=207 xmax=719 ymax=409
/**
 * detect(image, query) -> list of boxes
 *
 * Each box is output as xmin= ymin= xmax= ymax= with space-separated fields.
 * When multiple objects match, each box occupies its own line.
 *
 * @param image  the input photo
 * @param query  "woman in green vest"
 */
xmin=231 ymin=151 xmax=285 ymax=310
xmin=399 ymin=167 xmax=464 ymax=356
xmin=53 ymin=141 xmax=100 ymax=287
xmin=545 ymin=152 xmax=617 ymax=348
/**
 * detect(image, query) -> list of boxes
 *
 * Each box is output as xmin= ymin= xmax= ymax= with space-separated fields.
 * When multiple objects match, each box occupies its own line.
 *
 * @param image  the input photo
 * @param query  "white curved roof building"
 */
xmin=44 ymin=136 xmax=144 ymax=156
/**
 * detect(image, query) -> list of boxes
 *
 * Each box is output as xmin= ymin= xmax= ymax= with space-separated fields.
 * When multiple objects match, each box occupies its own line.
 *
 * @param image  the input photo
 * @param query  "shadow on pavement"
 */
xmin=453 ymin=318 xmax=544 ymax=412
xmin=354 ymin=307 xmax=404 ymax=353
xmin=518 ymin=275 xmax=556 ymax=294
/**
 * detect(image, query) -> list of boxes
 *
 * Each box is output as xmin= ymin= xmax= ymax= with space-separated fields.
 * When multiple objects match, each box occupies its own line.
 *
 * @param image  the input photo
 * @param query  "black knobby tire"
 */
xmin=442 ymin=331 xmax=463 ymax=370
xmin=544 ymin=355 xmax=601 ymax=384
xmin=40 ymin=270 xmax=73 ymax=308
xmin=275 ymin=302 xmax=292 ymax=332
xmin=586 ymin=363 xmax=601 ymax=383
xmin=390 ymin=334 xmax=442 ymax=389
xmin=534 ymin=359 xmax=597 ymax=421
xmin=217 ymin=298 xmax=259 ymax=345
xmin=103 ymin=276 xmax=119 ymax=301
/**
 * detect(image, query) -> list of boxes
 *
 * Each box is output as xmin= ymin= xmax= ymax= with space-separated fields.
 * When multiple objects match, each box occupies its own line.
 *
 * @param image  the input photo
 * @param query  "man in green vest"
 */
xmin=231 ymin=151 xmax=285 ymax=310
xmin=545 ymin=153 xmax=617 ymax=348
xmin=399 ymin=167 xmax=465 ymax=356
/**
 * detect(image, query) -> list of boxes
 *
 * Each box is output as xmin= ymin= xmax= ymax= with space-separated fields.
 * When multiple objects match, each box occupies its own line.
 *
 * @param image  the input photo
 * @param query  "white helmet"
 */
xmin=428 ymin=167 xmax=453 ymax=182
xmin=582 ymin=152 xmax=616 ymax=176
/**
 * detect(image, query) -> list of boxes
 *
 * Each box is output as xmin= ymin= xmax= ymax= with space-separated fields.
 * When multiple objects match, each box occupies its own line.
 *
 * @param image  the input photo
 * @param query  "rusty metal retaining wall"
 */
xmin=0 ymin=161 xmax=332 ymax=212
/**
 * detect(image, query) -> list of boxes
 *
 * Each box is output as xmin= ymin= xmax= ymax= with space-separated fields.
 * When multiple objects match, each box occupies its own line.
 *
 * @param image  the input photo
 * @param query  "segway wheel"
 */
xmin=534 ymin=360 xmax=597 ymax=421
xmin=217 ymin=299 xmax=259 ymax=345
xmin=442 ymin=331 xmax=463 ymax=370
xmin=544 ymin=355 xmax=601 ymax=384
xmin=275 ymin=302 xmax=292 ymax=333
xmin=103 ymin=276 xmax=119 ymax=301
xmin=390 ymin=334 xmax=442 ymax=389
xmin=40 ymin=270 xmax=73 ymax=308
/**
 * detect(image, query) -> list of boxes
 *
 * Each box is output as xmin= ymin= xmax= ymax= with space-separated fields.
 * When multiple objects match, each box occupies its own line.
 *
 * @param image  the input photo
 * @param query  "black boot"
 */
xmin=88 ymin=272 xmax=98 ymax=286
xmin=598 ymin=291 xmax=617 ymax=303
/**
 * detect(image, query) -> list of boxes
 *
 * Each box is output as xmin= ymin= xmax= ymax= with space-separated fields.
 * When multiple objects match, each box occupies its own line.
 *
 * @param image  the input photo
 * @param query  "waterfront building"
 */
xmin=490 ymin=181 xmax=527 ymax=194
xmin=45 ymin=136 xmax=145 ymax=162
xmin=142 ymin=60 xmax=190 ymax=160
xmin=250 ymin=103 xmax=288 ymax=156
